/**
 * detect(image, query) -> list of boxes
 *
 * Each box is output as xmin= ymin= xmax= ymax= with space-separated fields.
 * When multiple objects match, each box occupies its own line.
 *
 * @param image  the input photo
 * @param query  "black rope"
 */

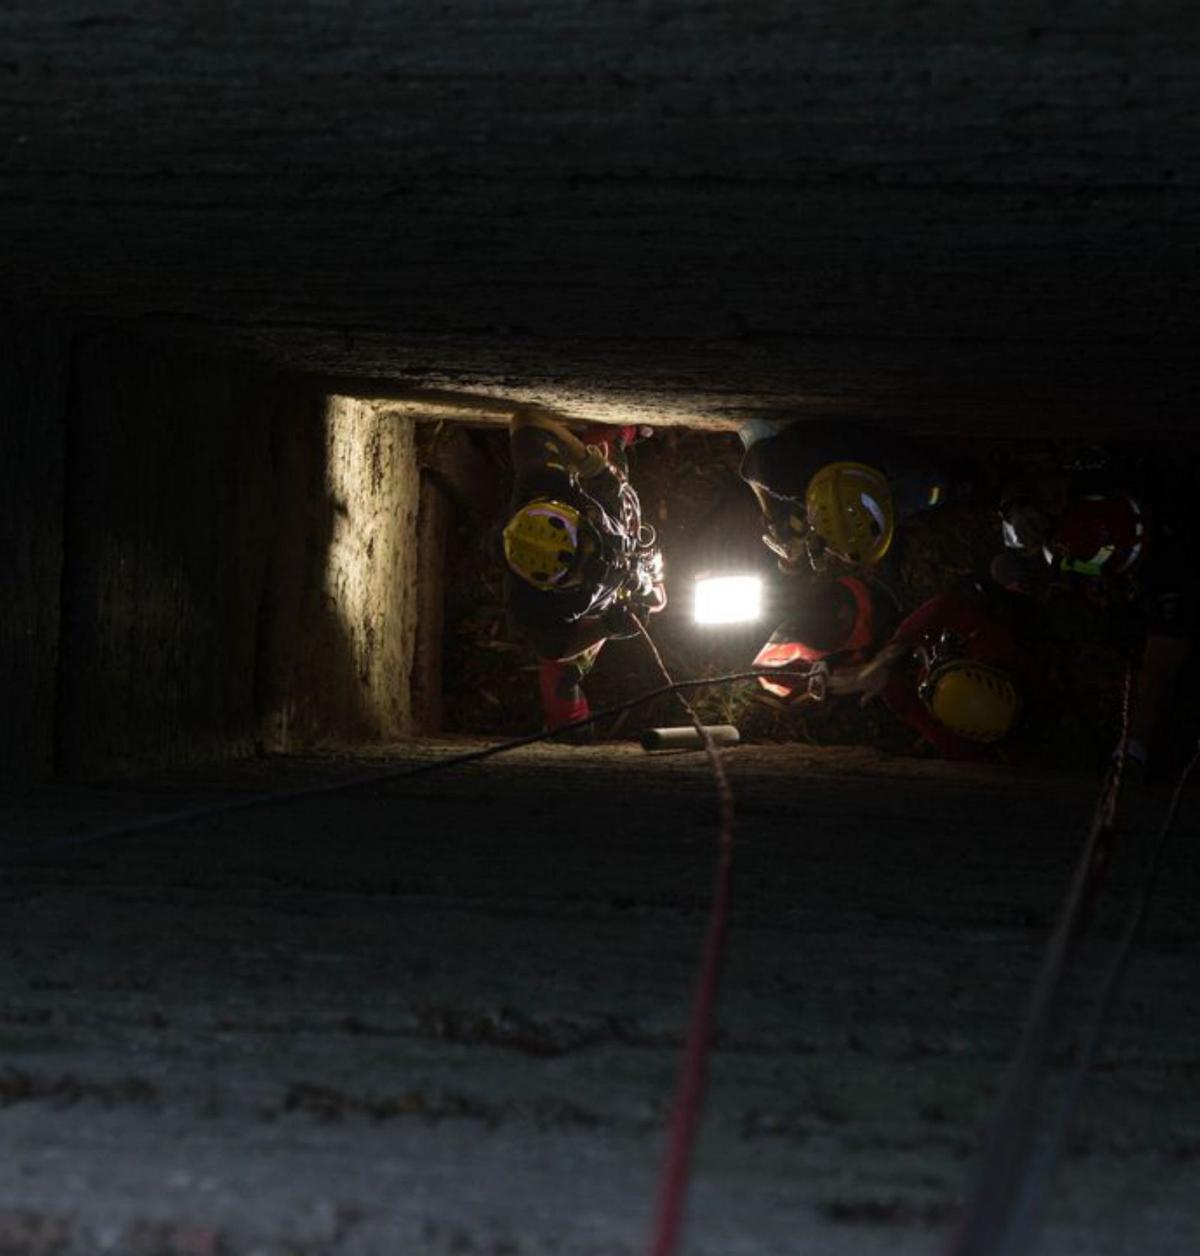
xmin=942 ymin=662 xmax=1135 ymax=1256
xmin=995 ymin=735 xmax=1200 ymax=1256
xmin=0 ymin=668 xmax=805 ymax=868
xmin=940 ymin=665 xmax=1200 ymax=1256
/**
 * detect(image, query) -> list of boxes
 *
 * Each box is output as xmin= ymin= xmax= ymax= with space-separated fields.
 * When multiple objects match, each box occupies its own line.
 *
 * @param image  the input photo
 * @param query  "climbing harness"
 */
xmin=567 ymin=461 xmax=667 ymax=619
xmin=504 ymin=444 xmax=665 ymax=621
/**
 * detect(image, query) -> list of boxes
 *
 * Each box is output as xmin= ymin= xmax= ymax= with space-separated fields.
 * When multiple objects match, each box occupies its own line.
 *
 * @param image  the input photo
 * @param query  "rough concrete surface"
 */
xmin=2 ymin=6 xmax=1199 ymax=1250
xmin=54 ymin=335 xmax=284 ymax=777
xmin=0 ymin=307 xmax=69 ymax=783
xmin=1 ymin=743 xmax=1197 ymax=1254
xmin=258 ymin=397 xmax=421 ymax=751
xmin=322 ymin=400 xmax=421 ymax=742
xmin=11 ymin=335 xmax=425 ymax=777
xmin=2 ymin=3 xmax=1198 ymax=429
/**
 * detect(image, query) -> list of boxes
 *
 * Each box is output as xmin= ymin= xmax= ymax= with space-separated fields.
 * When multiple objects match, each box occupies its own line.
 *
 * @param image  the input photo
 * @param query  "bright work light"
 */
xmin=693 ymin=575 xmax=763 ymax=625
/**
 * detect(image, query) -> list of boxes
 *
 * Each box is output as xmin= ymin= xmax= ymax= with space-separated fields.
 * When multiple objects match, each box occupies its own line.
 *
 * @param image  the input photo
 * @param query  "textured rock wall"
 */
xmin=1 ymin=315 xmax=431 ymax=780
xmin=52 ymin=348 xmax=426 ymax=775
xmin=0 ymin=3 xmax=1196 ymax=430
xmin=257 ymin=396 xmax=421 ymax=750
xmin=54 ymin=335 xmax=284 ymax=775
xmin=0 ymin=306 xmax=69 ymax=782
xmin=1 ymin=748 xmax=1196 ymax=1253
xmin=410 ymin=425 xmax=502 ymax=732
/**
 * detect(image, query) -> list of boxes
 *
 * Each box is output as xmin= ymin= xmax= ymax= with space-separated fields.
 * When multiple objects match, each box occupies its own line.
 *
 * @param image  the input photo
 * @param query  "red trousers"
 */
xmin=538 ymin=660 xmax=590 ymax=727
xmin=536 ymin=636 xmax=606 ymax=728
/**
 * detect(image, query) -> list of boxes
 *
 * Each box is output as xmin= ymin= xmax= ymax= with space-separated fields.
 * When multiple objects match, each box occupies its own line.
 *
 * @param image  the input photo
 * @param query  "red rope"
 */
xmin=634 ymin=622 xmax=737 ymax=1256
xmin=651 ymin=821 xmax=734 ymax=1256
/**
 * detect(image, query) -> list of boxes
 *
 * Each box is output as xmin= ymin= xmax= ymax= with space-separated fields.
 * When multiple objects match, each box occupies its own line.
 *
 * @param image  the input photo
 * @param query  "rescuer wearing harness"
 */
xmin=503 ymin=403 xmax=665 ymax=729
xmin=736 ymin=419 xmax=949 ymax=572
xmin=994 ymin=456 xmax=1196 ymax=775
xmin=818 ymin=591 xmax=1025 ymax=761
xmin=752 ymin=572 xmax=899 ymax=700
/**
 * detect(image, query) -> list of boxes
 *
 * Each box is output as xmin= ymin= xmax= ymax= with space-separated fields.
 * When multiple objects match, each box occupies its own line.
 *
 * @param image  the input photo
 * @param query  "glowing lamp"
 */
xmin=693 ymin=575 xmax=763 ymax=625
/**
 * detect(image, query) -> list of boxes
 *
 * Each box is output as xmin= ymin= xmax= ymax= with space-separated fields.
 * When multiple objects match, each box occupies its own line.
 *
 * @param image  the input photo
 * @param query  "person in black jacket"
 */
xmin=502 ymin=404 xmax=664 ymax=729
xmin=737 ymin=418 xmax=949 ymax=573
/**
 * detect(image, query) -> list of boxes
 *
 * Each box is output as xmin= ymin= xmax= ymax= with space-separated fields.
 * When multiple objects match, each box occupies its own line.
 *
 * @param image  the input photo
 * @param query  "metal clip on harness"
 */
xmin=804 ymin=663 xmax=829 ymax=703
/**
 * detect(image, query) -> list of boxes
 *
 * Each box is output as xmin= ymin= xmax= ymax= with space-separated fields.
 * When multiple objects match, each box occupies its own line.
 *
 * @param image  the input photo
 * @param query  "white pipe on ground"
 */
xmin=640 ymin=725 xmax=741 ymax=751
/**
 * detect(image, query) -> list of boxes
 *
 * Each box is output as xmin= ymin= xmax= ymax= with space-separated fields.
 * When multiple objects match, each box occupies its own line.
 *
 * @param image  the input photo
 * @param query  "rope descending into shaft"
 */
xmin=635 ymin=621 xmax=738 ymax=1256
xmin=996 ymin=732 xmax=1200 ymax=1256
xmin=943 ymin=662 xmax=1135 ymax=1256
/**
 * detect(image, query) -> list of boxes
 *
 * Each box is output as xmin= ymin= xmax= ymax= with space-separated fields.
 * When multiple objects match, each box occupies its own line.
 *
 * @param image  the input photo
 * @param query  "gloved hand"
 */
xmin=825 ymin=642 xmax=906 ymax=703
xmin=577 ymin=444 xmax=609 ymax=479
xmin=761 ymin=525 xmax=795 ymax=562
xmin=763 ymin=511 xmax=820 ymax=572
xmin=601 ymin=601 xmax=641 ymax=640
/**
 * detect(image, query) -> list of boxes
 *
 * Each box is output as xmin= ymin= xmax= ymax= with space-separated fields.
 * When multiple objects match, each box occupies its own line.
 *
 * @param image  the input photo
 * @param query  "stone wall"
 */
xmin=0 ymin=306 xmax=69 ymax=782
xmin=257 ymin=397 xmax=421 ymax=751
xmin=1 ymin=3 xmax=1196 ymax=431
xmin=43 ymin=337 xmax=425 ymax=777
xmin=54 ymin=336 xmax=283 ymax=775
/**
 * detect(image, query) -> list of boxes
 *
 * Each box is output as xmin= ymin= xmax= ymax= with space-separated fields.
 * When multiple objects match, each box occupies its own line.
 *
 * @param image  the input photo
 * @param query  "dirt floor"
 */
xmin=1 ymin=743 xmax=1198 ymax=1254
xmin=440 ymin=429 xmax=1200 ymax=776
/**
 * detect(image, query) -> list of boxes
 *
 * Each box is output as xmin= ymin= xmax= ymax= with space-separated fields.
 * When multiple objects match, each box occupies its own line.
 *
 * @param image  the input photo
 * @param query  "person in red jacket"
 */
xmin=824 ymin=591 xmax=1024 ymax=761
xmin=995 ymin=453 xmax=1196 ymax=775
xmin=752 ymin=573 xmax=898 ymax=699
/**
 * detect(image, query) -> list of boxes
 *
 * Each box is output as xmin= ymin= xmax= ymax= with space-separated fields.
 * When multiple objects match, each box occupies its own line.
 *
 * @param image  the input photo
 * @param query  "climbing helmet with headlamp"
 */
xmin=503 ymin=499 xmax=585 ymax=590
xmin=805 ymin=461 xmax=895 ymax=566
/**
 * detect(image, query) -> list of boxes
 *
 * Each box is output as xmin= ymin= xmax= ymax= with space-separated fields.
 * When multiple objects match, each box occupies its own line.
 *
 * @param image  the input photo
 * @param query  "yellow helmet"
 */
xmin=503 ymin=499 xmax=584 ymax=590
xmin=805 ymin=461 xmax=895 ymax=566
xmin=924 ymin=660 xmax=1019 ymax=743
